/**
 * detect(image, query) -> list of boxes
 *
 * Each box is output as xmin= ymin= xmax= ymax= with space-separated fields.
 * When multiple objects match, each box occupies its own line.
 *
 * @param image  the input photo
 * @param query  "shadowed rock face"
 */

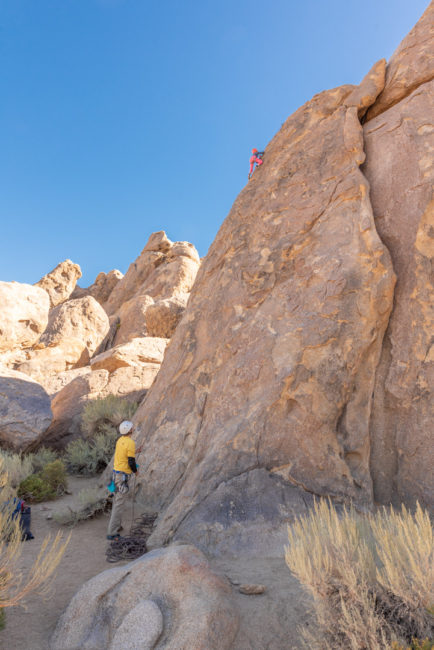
xmin=364 ymin=82 xmax=434 ymax=509
xmin=0 ymin=368 xmax=52 ymax=451
xmin=132 ymin=61 xmax=398 ymax=547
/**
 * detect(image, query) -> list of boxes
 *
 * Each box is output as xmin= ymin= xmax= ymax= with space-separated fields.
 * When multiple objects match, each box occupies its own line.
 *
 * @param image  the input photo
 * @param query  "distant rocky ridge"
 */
xmin=0 ymin=233 xmax=201 ymax=450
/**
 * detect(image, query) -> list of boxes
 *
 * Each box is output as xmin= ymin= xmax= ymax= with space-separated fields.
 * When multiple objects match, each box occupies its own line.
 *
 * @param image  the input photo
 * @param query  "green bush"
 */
xmin=64 ymin=429 xmax=118 ymax=476
xmin=28 ymin=447 xmax=58 ymax=473
xmin=17 ymin=460 xmax=67 ymax=503
xmin=285 ymin=500 xmax=433 ymax=649
xmin=81 ymin=394 xmax=138 ymax=438
xmin=64 ymin=394 xmax=138 ymax=476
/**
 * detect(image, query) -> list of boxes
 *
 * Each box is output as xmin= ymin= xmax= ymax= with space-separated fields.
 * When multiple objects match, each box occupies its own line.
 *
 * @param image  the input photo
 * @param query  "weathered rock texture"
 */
xmin=0 ymin=281 xmax=50 ymax=352
xmin=366 ymin=1 xmax=434 ymax=120
xmin=0 ymin=367 xmax=52 ymax=451
xmin=104 ymin=231 xmax=200 ymax=322
xmin=44 ymin=364 xmax=160 ymax=448
xmin=132 ymin=60 xmax=398 ymax=548
xmin=40 ymin=296 xmax=109 ymax=356
xmin=71 ymin=269 xmax=123 ymax=306
xmin=90 ymin=337 xmax=168 ymax=372
xmin=51 ymin=545 xmax=239 ymax=650
xmin=35 ymin=259 xmax=82 ymax=307
xmin=363 ymin=71 xmax=434 ymax=503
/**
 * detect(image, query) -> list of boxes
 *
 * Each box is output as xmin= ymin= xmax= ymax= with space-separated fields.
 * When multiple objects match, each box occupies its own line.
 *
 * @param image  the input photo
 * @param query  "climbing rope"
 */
xmin=105 ymin=513 xmax=158 ymax=563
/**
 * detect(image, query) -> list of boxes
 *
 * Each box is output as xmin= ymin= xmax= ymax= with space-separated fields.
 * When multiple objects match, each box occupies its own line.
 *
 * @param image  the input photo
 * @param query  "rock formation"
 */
xmin=123 ymin=6 xmax=433 ymax=554
xmin=0 ymin=367 xmax=52 ymax=451
xmin=0 ymin=281 xmax=50 ymax=352
xmin=51 ymin=545 xmax=239 ymax=650
xmin=35 ymin=259 xmax=82 ymax=307
xmin=71 ymin=269 xmax=123 ymax=305
xmin=0 ymin=233 xmax=200 ymax=451
xmin=132 ymin=60 xmax=397 ymax=548
xmin=362 ymin=3 xmax=434 ymax=508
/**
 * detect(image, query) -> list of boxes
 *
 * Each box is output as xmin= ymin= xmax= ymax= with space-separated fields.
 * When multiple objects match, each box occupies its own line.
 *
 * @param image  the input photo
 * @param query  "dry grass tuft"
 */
xmin=285 ymin=499 xmax=433 ymax=649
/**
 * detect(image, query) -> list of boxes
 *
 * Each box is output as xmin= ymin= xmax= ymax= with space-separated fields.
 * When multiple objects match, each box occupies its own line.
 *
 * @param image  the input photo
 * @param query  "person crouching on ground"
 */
xmin=107 ymin=420 xmax=138 ymax=540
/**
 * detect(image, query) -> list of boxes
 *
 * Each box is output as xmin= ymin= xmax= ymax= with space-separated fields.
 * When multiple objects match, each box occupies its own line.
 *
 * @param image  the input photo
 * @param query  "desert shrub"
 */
xmin=54 ymin=487 xmax=109 ymax=526
xmin=28 ymin=447 xmax=58 ymax=473
xmin=81 ymin=394 xmax=138 ymax=438
xmin=64 ymin=394 xmax=138 ymax=476
xmin=64 ymin=429 xmax=118 ymax=475
xmin=0 ymin=456 xmax=70 ymax=626
xmin=0 ymin=451 xmax=34 ymax=490
xmin=17 ymin=460 xmax=68 ymax=503
xmin=285 ymin=500 xmax=433 ymax=650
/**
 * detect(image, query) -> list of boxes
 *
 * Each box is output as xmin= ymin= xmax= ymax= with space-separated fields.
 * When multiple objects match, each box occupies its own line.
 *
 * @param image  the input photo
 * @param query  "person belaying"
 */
xmin=248 ymin=148 xmax=264 ymax=179
xmin=106 ymin=420 xmax=138 ymax=540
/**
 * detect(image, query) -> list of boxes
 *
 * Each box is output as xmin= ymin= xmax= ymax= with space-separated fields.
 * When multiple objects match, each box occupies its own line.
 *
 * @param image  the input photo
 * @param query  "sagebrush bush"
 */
xmin=65 ymin=394 xmax=138 ymax=475
xmin=285 ymin=499 xmax=433 ymax=650
xmin=64 ymin=429 xmax=118 ymax=475
xmin=0 ymin=456 xmax=69 ymax=624
xmin=17 ymin=460 xmax=67 ymax=503
xmin=28 ymin=447 xmax=58 ymax=473
xmin=0 ymin=451 xmax=34 ymax=490
xmin=81 ymin=394 xmax=138 ymax=438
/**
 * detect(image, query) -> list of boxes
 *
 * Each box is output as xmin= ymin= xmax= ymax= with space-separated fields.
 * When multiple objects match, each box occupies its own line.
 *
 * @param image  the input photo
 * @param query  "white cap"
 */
xmin=119 ymin=420 xmax=133 ymax=435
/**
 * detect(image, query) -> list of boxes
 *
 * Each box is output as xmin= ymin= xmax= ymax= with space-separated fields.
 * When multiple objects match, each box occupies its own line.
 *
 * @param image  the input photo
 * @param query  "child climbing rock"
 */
xmin=248 ymin=148 xmax=264 ymax=179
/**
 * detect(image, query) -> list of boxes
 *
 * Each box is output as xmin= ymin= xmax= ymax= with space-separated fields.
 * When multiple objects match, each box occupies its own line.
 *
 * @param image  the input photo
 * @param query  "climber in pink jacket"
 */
xmin=248 ymin=148 xmax=264 ymax=179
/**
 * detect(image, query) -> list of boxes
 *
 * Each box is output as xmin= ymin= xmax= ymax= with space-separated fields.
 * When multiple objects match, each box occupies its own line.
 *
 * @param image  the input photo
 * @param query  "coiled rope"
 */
xmin=105 ymin=513 xmax=158 ymax=563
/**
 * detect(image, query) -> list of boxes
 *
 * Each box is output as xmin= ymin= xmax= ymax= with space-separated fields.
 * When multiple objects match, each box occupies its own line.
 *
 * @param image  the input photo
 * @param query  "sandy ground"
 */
xmin=3 ymin=476 xmax=132 ymax=650
xmin=2 ymin=476 xmax=308 ymax=650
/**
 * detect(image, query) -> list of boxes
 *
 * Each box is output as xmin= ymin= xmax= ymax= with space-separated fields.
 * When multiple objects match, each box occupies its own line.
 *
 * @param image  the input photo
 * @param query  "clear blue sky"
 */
xmin=0 ymin=0 xmax=429 ymax=287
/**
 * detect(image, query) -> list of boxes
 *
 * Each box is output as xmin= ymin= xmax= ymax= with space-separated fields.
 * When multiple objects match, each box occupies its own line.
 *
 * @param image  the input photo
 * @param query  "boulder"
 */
xmin=131 ymin=61 xmax=396 ymax=547
xmin=113 ymin=294 xmax=155 ymax=345
xmin=15 ymin=339 xmax=90 ymax=382
xmin=0 ymin=281 xmax=50 ymax=352
xmin=40 ymin=296 xmax=109 ymax=357
xmin=35 ymin=260 xmax=82 ymax=307
xmin=0 ymin=367 xmax=52 ymax=451
xmin=104 ymin=232 xmax=200 ymax=316
xmin=51 ymin=545 xmax=239 ymax=650
xmin=366 ymin=2 xmax=434 ymax=120
xmin=41 ymin=367 xmax=94 ymax=397
xmin=90 ymin=337 xmax=169 ymax=372
xmin=44 ymin=364 xmax=160 ymax=448
xmin=145 ymin=296 xmax=188 ymax=338
xmin=363 ymin=78 xmax=434 ymax=509
xmin=71 ymin=269 xmax=123 ymax=306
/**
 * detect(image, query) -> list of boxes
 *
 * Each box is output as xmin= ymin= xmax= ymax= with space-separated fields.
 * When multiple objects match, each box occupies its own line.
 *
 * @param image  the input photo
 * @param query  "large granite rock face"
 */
xmin=0 ymin=367 xmax=52 ymax=451
xmin=133 ymin=61 xmax=396 ymax=547
xmin=364 ymin=82 xmax=434 ymax=508
xmin=51 ymin=545 xmax=239 ymax=650
xmin=0 ymin=281 xmax=50 ymax=352
xmin=366 ymin=1 xmax=434 ymax=120
xmin=35 ymin=259 xmax=82 ymax=307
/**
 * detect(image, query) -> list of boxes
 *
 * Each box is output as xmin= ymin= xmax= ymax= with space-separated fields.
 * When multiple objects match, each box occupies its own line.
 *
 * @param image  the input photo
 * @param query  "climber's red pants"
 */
xmin=249 ymin=157 xmax=263 ymax=175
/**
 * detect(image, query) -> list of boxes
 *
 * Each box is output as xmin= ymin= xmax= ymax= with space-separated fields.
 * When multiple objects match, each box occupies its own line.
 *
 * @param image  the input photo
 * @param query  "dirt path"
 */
xmin=2 ymin=477 xmax=308 ymax=649
xmin=2 ymin=476 xmax=132 ymax=650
